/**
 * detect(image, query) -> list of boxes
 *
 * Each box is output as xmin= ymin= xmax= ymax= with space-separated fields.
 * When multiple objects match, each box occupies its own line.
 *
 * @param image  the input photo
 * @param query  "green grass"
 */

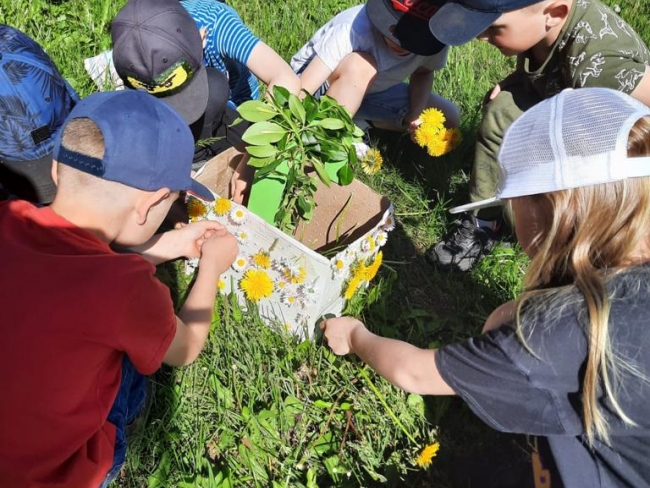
xmin=2 ymin=0 xmax=648 ymax=486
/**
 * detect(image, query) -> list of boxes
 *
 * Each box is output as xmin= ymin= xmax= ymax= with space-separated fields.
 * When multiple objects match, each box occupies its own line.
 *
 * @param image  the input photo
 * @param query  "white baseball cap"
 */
xmin=450 ymin=88 xmax=650 ymax=214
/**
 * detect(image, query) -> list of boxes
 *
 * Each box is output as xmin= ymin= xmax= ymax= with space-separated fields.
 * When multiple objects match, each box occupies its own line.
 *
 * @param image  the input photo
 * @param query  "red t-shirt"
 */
xmin=0 ymin=200 xmax=177 ymax=487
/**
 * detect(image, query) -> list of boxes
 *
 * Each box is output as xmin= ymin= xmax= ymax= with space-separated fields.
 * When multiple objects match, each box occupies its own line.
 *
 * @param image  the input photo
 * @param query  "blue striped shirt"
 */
xmin=181 ymin=0 xmax=260 ymax=105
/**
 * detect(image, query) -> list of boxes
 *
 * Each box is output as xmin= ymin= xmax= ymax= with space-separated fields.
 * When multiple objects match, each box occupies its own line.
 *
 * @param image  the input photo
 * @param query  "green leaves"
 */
xmin=238 ymin=85 xmax=366 ymax=233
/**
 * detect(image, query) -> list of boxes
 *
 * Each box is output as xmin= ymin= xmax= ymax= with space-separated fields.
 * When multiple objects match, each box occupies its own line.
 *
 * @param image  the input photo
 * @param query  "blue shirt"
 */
xmin=181 ymin=0 xmax=260 ymax=105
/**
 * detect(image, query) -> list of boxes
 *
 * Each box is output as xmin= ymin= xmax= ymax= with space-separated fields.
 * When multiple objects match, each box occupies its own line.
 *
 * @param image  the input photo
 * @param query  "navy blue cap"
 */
xmin=429 ymin=0 xmax=539 ymax=46
xmin=0 ymin=25 xmax=79 ymax=203
xmin=53 ymin=90 xmax=214 ymax=201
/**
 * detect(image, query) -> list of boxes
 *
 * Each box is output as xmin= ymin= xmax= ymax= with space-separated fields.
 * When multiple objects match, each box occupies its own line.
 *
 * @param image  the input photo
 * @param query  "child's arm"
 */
xmin=321 ymin=316 xmax=456 ymax=396
xmin=129 ymin=220 xmax=225 ymax=265
xmin=631 ymin=66 xmax=650 ymax=107
xmin=247 ymin=42 xmax=301 ymax=96
xmin=163 ymin=229 xmax=238 ymax=366
xmin=404 ymin=68 xmax=435 ymax=139
xmin=299 ymin=55 xmax=333 ymax=96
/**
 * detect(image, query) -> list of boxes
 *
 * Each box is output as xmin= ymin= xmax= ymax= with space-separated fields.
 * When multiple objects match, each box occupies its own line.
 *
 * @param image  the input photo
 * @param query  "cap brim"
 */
xmin=366 ymin=0 xmax=445 ymax=56
xmin=159 ymin=64 xmax=209 ymax=125
xmin=0 ymin=153 xmax=56 ymax=204
xmin=189 ymin=178 xmax=215 ymax=202
xmin=429 ymin=2 xmax=500 ymax=46
xmin=449 ymin=196 xmax=501 ymax=214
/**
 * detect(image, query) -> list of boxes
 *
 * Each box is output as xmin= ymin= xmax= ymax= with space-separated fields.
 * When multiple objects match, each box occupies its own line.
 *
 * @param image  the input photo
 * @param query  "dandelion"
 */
xmin=217 ymin=278 xmax=226 ymax=293
xmin=230 ymin=207 xmax=246 ymax=224
xmin=361 ymin=148 xmax=383 ymax=175
xmin=239 ymin=269 xmax=274 ymax=302
xmin=214 ymin=197 xmax=232 ymax=216
xmin=415 ymin=442 xmax=440 ymax=469
xmin=252 ymin=250 xmax=271 ymax=269
xmin=187 ymin=198 xmax=207 ymax=221
xmin=419 ymin=107 xmax=446 ymax=128
xmin=232 ymin=255 xmax=248 ymax=272
xmin=424 ymin=128 xmax=449 ymax=157
xmin=442 ymin=127 xmax=462 ymax=153
xmin=344 ymin=274 xmax=363 ymax=300
xmin=283 ymin=265 xmax=307 ymax=284
xmin=364 ymin=251 xmax=383 ymax=281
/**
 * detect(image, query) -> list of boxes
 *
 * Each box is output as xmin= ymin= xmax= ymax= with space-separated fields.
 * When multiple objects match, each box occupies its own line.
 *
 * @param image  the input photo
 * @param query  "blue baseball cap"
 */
xmin=53 ymin=90 xmax=214 ymax=201
xmin=429 ymin=0 xmax=539 ymax=46
xmin=0 ymin=25 xmax=79 ymax=203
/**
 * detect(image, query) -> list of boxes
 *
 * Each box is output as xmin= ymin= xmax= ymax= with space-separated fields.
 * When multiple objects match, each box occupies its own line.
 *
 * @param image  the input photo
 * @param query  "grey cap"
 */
xmin=111 ymin=0 xmax=209 ymax=124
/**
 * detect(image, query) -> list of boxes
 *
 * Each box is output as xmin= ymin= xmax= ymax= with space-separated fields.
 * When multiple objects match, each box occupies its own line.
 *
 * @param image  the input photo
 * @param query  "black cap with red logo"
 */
xmin=366 ymin=0 xmax=446 ymax=56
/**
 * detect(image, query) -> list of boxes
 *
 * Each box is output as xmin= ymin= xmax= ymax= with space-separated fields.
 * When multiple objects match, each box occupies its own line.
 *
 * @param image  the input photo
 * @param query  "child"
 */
xmin=0 ymin=90 xmax=238 ymax=487
xmin=291 ymin=0 xmax=460 ymax=145
xmin=0 ymin=25 xmax=78 ymax=204
xmin=426 ymin=0 xmax=650 ymax=272
xmin=322 ymin=87 xmax=650 ymax=487
xmin=111 ymin=0 xmax=299 ymax=167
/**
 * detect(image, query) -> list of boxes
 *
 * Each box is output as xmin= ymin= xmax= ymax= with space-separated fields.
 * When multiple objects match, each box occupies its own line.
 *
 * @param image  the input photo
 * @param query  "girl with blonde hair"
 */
xmin=321 ymin=88 xmax=650 ymax=487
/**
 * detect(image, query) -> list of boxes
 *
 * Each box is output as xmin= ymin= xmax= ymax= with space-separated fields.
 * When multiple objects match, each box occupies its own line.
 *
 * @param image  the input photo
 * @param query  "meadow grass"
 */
xmin=2 ymin=0 xmax=648 ymax=486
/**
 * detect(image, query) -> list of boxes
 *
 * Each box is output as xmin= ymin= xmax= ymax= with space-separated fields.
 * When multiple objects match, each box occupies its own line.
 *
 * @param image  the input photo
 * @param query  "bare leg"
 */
xmin=325 ymin=52 xmax=378 ymax=116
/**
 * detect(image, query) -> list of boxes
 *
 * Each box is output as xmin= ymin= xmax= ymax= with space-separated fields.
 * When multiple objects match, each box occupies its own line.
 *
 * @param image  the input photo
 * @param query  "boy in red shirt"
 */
xmin=0 ymin=90 xmax=238 ymax=487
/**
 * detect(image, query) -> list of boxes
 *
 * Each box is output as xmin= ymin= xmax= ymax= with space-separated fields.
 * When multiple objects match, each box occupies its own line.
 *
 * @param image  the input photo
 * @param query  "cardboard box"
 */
xmin=187 ymin=148 xmax=394 ymax=338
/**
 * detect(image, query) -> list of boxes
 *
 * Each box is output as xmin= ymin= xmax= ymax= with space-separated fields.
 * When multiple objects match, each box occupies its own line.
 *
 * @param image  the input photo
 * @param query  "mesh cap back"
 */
xmin=451 ymin=88 xmax=650 ymax=214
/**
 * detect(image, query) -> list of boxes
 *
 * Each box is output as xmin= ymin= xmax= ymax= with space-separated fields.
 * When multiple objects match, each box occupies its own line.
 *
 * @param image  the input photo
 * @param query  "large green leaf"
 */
xmin=237 ymin=100 xmax=277 ymax=122
xmin=315 ymin=118 xmax=345 ymax=130
xmin=242 ymin=122 xmax=286 ymax=145
xmin=245 ymin=144 xmax=277 ymax=158
xmin=247 ymin=155 xmax=273 ymax=168
xmin=271 ymin=85 xmax=290 ymax=107
xmin=288 ymin=94 xmax=306 ymax=124
xmin=311 ymin=160 xmax=331 ymax=187
xmin=337 ymin=164 xmax=354 ymax=185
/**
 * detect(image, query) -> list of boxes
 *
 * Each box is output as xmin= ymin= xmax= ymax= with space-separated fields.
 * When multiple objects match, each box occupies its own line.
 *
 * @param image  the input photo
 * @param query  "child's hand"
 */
xmin=404 ymin=114 xmax=422 ymax=144
xmin=198 ymin=229 xmax=238 ymax=275
xmin=320 ymin=316 xmax=365 ymax=355
xmin=172 ymin=221 xmax=226 ymax=259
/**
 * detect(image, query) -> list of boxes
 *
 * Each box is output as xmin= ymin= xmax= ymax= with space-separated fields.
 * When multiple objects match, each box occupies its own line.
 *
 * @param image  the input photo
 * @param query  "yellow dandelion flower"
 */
xmin=350 ymin=260 xmax=368 ymax=282
xmin=419 ymin=107 xmax=446 ymax=129
xmin=425 ymin=131 xmax=449 ymax=157
xmin=361 ymin=148 xmax=383 ymax=175
xmin=187 ymin=198 xmax=207 ymax=221
xmin=239 ymin=269 xmax=274 ymax=302
xmin=344 ymin=274 xmax=363 ymax=300
xmin=415 ymin=442 xmax=440 ymax=469
xmin=252 ymin=251 xmax=271 ymax=269
xmin=364 ymin=251 xmax=383 ymax=281
xmin=442 ymin=127 xmax=462 ymax=153
xmin=414 ymin=124 xmax=440 ymax=149
xmin=217 ymin=278 xmax=226 ymax=293
xmin=283 ymin=266 xmax=307 ymax=284
xmin=214 ymin=197 xmax=232 ymax=216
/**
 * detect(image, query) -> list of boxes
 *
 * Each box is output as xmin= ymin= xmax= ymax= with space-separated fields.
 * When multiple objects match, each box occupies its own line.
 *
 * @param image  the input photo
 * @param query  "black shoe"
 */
xmin=426 ymin=215 xmax=500 ymax=272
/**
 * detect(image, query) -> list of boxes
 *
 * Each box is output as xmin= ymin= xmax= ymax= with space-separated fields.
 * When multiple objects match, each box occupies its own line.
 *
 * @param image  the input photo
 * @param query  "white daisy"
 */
xmin=229 ymin=207 xmax=246 ymax=224
xmin=375 ymin=230 xmax=388 ymax=247
xmin=232 ymin=255 xmax=248 ymax=272
xmin=234 ymin=230 xmax=250 ymax=243
xmin=382 ymin=213 xmax=396 ymax=231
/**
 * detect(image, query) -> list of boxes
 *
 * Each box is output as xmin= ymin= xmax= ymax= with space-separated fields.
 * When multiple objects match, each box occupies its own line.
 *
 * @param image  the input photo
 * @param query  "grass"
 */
xmin=2 ymin=0 xmax=648 ymax=486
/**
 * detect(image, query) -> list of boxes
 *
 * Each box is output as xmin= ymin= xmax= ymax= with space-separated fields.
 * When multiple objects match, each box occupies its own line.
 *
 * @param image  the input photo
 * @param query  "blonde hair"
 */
xmin=56 ymin=118 xmax=105 ymax=187
xmin=516 ymin=116 xmax=650 ymax=446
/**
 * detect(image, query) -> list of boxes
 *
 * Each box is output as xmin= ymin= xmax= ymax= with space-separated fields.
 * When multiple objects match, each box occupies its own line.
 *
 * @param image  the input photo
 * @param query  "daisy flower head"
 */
xmin=382 ymin=214 xmax=396 ymax=232
xmin=232 ymin=254 xmax=248 ymax=272
xmin=229 ymin=207 xmax=246 ymax=224
xmin=252 ymin=250 xmax=271 ymax=269
xmin=280 ymin=292 xmax=301 ymax=307
xmin=234 ymin=229 xmax=250 ymax=243
xmin=214 ymin=197 xmax=232 ymax=216
xmin=415 ymin=442 xmax=440 ymax=469
xmin=239 ymin=269 xmax=274 ymax=302
xmin=331 ymin=254 xmax=350 ymax=276
xmin=187 ymin=198 xmax=207 ymax=221
xmin=375 ymin=230 xmax=388 ymax=247
xmin=361 ymin=235 xmax=376 ymax=253
xmin=360 ymin=148 xmax=383 ymax=175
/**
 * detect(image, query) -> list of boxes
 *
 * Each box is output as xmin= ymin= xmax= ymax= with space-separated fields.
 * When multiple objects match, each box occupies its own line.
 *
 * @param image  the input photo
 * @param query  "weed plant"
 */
xmin=2 ymin=0 xmax=647 ymax=486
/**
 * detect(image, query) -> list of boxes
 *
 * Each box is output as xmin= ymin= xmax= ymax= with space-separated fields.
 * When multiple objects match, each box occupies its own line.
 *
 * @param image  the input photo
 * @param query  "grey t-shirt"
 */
xmin=437 ymin=265 xmax=650 ymax=487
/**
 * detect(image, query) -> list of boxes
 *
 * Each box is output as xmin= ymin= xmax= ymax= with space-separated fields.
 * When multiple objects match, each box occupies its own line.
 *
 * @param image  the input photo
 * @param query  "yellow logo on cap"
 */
xmin=126 ymin=60 xmax=194 ymax=97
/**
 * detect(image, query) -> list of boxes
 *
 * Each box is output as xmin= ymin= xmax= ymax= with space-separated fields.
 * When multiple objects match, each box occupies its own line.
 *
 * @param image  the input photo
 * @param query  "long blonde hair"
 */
xmin=516 ymin=116 xmax=650 ymax=446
